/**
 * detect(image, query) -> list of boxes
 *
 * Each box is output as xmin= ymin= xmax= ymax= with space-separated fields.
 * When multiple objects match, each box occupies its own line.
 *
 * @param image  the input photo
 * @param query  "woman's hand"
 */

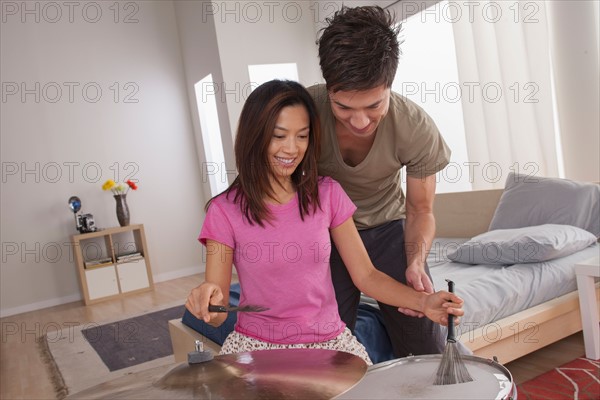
xmin=185 ymin=282 xmax=225 ymax=325
xmin=420 ymin=290 xmax=465 ymax=326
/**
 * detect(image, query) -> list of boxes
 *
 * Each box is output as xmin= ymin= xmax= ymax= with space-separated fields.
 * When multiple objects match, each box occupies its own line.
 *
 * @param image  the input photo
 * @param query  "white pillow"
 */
xmin=489 ymin=173 xmax=600 ymax=237
xmin=447 ymin=224 xmax=597 ymax=265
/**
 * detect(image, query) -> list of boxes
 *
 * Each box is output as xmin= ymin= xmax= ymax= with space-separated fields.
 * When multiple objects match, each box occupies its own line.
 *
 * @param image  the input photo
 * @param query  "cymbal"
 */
xmin=67 ymin=348 xmax=368 ymax=399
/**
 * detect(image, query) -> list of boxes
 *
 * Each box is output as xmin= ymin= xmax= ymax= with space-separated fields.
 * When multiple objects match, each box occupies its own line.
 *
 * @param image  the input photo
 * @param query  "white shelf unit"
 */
xmin=71 ymin=224 xmax=154 ymax=305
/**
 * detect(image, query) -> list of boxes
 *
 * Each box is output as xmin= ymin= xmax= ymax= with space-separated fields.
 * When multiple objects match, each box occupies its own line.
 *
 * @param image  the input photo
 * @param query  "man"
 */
xmin=309 ymin=5 xmax=451 ymax=357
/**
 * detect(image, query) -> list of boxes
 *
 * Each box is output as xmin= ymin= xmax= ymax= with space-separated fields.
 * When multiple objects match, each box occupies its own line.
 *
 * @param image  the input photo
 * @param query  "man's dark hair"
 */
xmin=317 ymin=6 xmax=402 ymax=92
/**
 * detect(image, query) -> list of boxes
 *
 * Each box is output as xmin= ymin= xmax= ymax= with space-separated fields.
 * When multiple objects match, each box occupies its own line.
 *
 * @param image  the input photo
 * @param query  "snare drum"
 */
xmin=336 ymin=354 xmax=516 ymax=400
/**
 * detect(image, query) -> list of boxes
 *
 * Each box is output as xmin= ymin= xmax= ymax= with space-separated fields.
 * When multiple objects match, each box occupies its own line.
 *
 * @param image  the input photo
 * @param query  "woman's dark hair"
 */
xmin=317 ymin=6 xmax=402 ymax=92
xmin=206 ymin=80 xmax=321 ymax=226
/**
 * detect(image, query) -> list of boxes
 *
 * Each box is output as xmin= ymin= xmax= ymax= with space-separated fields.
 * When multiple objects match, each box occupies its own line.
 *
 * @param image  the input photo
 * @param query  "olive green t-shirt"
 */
xmin=309 ymin=84 xmax=451 ymax=230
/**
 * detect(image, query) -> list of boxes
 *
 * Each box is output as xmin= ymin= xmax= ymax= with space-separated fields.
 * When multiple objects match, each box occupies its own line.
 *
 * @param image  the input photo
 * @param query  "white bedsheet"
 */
xmin=429 ymin=238 xmax=600 ymax=334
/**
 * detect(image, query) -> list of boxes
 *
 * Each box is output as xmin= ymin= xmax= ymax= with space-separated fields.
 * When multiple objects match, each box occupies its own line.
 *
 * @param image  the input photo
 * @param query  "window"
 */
xmin=195 ymin=74 xmax=229 ymax=197
xmin=392 ymin=5 xmax=471 ymax=193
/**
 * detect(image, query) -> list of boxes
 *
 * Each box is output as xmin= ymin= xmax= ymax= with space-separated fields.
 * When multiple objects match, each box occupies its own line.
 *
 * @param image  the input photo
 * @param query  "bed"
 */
xmin=169 ymin=173 xmax=600 ymax=365
xmin=432 ymin=174 xmax=599 ymax=363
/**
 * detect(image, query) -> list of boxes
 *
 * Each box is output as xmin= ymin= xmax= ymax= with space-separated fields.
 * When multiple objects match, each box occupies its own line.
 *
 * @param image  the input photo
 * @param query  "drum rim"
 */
xmin=365 ymin=354 xmax=514 ymax=398
xmin=370 ymin=355 xmax=511 ymax=375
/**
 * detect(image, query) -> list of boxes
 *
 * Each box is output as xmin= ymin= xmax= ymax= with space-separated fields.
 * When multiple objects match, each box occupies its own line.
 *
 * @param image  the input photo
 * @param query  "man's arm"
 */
xmin=404 ymin=174 xmax=437 ymax=293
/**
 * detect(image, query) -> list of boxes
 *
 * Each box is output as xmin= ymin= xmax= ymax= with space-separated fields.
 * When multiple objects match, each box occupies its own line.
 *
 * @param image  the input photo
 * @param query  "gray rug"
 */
xmin=40 ymin=303 xmax=186 ymax=398
xmin=82 ymin=305 xmax=185 ymax=371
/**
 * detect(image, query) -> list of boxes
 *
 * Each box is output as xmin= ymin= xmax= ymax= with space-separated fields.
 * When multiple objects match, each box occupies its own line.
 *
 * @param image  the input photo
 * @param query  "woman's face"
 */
xmin=267 ymin=104 xmax=310 ymax=184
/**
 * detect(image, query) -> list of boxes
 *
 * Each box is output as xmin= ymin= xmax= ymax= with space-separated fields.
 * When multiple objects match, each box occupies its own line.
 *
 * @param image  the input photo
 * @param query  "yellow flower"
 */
xmin=102 ymin=179 xmax=139 ymax=195
xmin=102 ymin=179 xmax=116 ymax=191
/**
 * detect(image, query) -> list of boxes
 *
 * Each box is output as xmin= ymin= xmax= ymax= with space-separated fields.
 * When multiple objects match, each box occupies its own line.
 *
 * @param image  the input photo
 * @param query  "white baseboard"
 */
xmin=0 ymin=265 xmax=205 ymax=318
xmin=0 ymin=293 xmax=82 ymax=318
xmin=152 ymin=265 xmax=204 ymax=283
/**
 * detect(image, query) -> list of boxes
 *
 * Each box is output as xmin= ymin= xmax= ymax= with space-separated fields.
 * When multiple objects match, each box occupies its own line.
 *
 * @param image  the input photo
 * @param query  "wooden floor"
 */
xmin=0 ymin=273 xmax=587 ymax=399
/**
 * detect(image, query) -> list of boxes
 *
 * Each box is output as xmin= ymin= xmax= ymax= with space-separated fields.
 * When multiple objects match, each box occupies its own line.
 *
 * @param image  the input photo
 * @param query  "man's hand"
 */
xmin=398 ymin=262 xmax=435 ymax=317
xmin=405 ymin=262 xmax=434 ymax=293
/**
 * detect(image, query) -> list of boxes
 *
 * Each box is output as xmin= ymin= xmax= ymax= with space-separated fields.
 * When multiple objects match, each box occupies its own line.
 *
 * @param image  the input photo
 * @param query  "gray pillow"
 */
xmin=489 ymin=173 xmax=600 ymax=237
xmin=447 ymin=224 xmax=597 ymax=265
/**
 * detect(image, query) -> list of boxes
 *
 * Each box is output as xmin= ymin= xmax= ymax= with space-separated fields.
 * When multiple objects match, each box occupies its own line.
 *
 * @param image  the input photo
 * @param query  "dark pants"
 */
xmin=330 ymin=219 xmax=445 ymax=358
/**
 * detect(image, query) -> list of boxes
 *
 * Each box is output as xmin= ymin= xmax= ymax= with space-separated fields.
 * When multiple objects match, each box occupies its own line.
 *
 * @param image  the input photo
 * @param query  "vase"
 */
xmin=114 ymin=194 xmax=130 ymax=227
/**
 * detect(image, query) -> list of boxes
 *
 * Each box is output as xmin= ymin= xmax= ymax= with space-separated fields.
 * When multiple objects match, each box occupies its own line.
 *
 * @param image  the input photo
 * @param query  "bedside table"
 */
xmin=575 ymin=255 xmax=600 ymax=360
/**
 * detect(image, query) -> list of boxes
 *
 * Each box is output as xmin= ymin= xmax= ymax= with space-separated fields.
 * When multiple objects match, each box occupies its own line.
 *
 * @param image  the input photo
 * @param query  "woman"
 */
xmin=185 ymin=80 xmax=464 ymax=365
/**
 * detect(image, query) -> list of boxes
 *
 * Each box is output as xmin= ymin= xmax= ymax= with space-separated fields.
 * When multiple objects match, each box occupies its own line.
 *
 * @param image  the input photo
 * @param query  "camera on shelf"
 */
xmin=68 ymin=196 xmax=98 ymax=234
xmin=77 ymin=213 xmax=97 ymax=233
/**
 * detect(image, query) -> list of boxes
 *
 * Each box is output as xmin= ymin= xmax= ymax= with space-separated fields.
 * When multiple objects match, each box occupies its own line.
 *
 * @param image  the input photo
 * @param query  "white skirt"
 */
xmin=219 ymin=327 xmax=373 ymax=365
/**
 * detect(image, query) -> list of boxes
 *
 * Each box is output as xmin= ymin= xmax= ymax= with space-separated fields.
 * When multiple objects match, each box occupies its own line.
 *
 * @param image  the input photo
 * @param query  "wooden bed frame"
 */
xmin=169 ymin=188 xmax=599 ymax=365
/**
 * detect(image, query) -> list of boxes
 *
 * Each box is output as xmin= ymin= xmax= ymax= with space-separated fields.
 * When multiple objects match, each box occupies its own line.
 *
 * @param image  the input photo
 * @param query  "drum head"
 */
xmin=336 ymin=354 xmax=514 ymax=400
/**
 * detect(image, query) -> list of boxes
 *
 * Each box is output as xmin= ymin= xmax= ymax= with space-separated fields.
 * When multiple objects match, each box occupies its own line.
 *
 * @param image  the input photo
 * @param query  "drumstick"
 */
xmin=433 ymin=279 xmax=473 ymax=385
xmin=208 ymin=304 xmax=269 ymax=313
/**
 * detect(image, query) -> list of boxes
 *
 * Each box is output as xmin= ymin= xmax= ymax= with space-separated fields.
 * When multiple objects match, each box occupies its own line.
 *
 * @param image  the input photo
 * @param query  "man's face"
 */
xmin=328 ymin=85 xmax=391 ymax=138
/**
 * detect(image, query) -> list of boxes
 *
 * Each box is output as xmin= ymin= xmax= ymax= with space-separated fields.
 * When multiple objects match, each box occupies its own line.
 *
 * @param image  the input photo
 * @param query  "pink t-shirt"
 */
xmin=199 ymin=176 xmax=356 ymax=344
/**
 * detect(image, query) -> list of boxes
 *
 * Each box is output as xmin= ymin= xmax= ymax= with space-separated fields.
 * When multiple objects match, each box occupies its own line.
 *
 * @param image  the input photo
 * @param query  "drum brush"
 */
xmin=433 ymin=279 xmax=473 ymax=385
xmin=188 ymin=340 xmax=214 ymax=364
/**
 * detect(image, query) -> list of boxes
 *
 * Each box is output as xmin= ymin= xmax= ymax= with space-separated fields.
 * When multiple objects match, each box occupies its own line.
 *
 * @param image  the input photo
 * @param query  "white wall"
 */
xmin=174 ymin=1 xmax=236 ymax=205
xmin=210 ymin=1 xmax=323 ymax=135
xmin=173 ymin=1 xmax=324 ymax=199
xmin=0 ymin=1 xmax=205 ymax=316
xmin=547 ymin=1 xmax=600 ymax=183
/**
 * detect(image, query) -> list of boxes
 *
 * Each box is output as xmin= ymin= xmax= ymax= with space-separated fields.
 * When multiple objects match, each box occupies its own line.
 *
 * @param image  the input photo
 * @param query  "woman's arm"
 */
xmin=330 ymin=218 xmax=463 ymax=326
xmin=185 ymin=239 xmax=234 ymax=327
